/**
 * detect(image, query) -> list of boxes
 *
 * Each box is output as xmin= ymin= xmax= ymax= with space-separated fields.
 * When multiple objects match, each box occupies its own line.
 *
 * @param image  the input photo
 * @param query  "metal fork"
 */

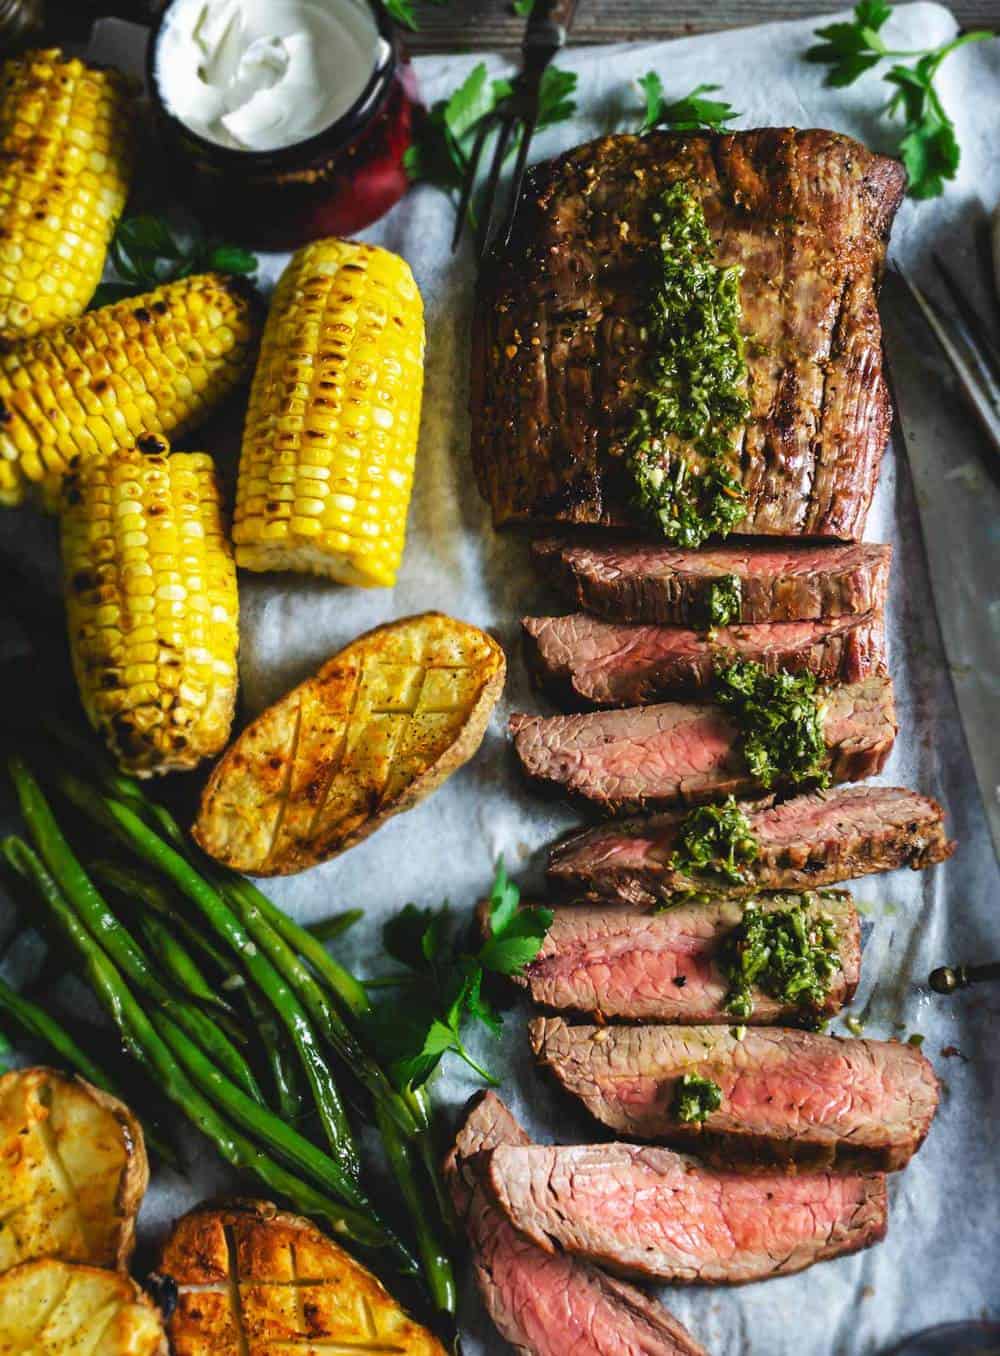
xmin=895 ymin=258 xmax=1000 ymax=468
xmin=451 ymin=0 xmax=578 ymax=261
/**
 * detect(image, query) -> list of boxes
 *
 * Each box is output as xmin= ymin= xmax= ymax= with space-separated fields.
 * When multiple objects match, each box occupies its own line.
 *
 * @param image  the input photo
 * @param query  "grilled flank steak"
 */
xmin=472 ymin=131 xmax=904 ymax=538
xmin=523 ymin=611 xmax=886 ymax=706
xmin=510 ymin=893 xmax=860 ymax=1023
xmin=547 ymin=784 xmax=954 ymax=904
xmin=530 ymin=1019 xmax=939 ymax=1171
xmin=445 ymin=1093 xmax=708 ymax=1356
xmin=533 ymin=538 xmax=892 ymax=626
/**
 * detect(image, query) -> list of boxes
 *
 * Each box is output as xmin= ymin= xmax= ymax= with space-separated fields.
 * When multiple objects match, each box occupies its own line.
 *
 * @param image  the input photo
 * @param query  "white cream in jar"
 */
xmin=155 ymin=0 xmax=383 ymax=153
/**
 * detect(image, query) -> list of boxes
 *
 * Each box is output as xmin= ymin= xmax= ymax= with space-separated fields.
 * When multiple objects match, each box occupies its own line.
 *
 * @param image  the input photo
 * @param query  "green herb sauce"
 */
xmin=672 ymin=1072 xmax=723 ymax=1124
xmin=715 ymin=658 xmax=831 ymax=789
xmin=628 ymin=184 xmax=751 ymax=548
xmin=705 ymin=573 xmax=742 ymax=628
xmin=670 ymin=796 xmax=760 ymax=885
xmin=721 ymin=902 xmax=841 ymax=1020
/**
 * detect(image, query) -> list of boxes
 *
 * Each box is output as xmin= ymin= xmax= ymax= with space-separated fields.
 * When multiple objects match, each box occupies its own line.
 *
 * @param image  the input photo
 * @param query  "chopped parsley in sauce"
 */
xmin=721 ymin=901 xmax=841 ymax=1021
xmin=705 ymin=573 xmax=742 ymax=627
xmin=715 ymin=658 xmax=830 ymax=789
xmin=629 ymin=183 xmax=750 ymax=547
xmin=669 ymin=796 xmax=759 ymax=885
xmin=672 ymin=1073 xmax=723 ymax=1124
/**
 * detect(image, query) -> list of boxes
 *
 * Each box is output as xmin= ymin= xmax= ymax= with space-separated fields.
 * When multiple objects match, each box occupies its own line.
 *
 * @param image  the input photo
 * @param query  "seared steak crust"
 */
xmin=547 ymin=784 xmax=954 ymax=904
xmin=510 ymin=676 xmax=897 ymax=811
xmin=523 ymin=611 xmax=886 ymax=706
xmin=472 ymin=131 xmax=905 ymax=537
xmin=515 ymin=893 xmax=860 ymax=1022
xmin=534 ymin=538 xmax=893 ymax=625
xmin=485 ymin=1141 xmax=887 ymax=1285
xmin=445 ymin=1094 xmax=708 ymax=1356
xmin=530 ymin=1019 xmax=940 ymax=1171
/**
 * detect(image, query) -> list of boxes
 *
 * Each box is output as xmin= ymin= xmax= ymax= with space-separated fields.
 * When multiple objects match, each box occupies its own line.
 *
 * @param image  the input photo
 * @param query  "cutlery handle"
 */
xmin=526 ymin=0 xmax=579 ymax=44
xmin=929 ymin=961 xmax=1000 ymax=993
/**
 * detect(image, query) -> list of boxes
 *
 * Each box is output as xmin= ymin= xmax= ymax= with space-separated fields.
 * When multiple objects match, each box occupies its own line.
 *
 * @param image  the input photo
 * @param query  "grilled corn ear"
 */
xmin=61 ymin=437 xmax=239 ymax=777
xmin=233 ymin=238 xmax=424 ymax=588
xmin=0 ymin=1259 xmax=166 ymax=1354
xmin=158 ymin=1199 xmax=447 ymax=1355
xmin=194 ymin=612 xmax=505 ymax=875
xmin=0 ymin=50 xmax=136 ymax=342
xmin=0 ymin=272 xmax=258 ymax=509
xmin=0 ymin=1068 xmax=147 ymax=1274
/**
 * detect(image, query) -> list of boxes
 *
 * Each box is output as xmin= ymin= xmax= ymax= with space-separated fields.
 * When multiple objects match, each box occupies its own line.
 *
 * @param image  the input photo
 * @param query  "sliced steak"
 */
xmin=533 ymin=538 xmax=892 ymax=626
xmin=444 ymin=1093 xmax=708 ymax=1356
xmin=511 ymin=676 xmax=897 ymax=811
xmin=547 ymin=784 xmax=954 ymax=904
xmin=472 ymin=131 xmax=904 ymax=538
xmin=523 ymin=611 xmax=886 ymax=706
xmin=530 ymin=1018 xmax=939 ymax=1171
xmin=516 ymin=892 xmax=859 ymax=1022
xmin=485 ymin=1140 xmax=887 ymax=1285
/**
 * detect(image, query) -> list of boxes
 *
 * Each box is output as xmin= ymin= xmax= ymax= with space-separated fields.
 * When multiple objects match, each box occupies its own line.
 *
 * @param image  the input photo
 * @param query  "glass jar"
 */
xmin=145 ymin=0 xmax=417 ymax=249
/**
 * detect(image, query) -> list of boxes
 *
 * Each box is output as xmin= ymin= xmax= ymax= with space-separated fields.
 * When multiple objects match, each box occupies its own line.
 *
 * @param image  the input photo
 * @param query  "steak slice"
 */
xmin=444 ymin=1093 xmax=708 ymax=1356
xmin=533 ymin=538 xmax=892 ymax=626
xmin=523 ymin=611 xmax=886 ymax=706
xmin=547 ymin=784 xmax=955 ymax=904
xmin=529 ymin=1018 xmax=939 ymax=1171
xmin=510 ymin=676 xmax=897 ymax=811
xmin=472 ymin=131 xmax=905 ymax=538
xmin=485 ymin=1140 xmax=887 ymax=1285
xmin=516 ymin=892 xmax=859 ymax=1022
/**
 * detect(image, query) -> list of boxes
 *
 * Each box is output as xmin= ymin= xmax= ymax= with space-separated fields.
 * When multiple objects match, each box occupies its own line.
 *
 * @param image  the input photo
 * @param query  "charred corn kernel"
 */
xmin=0 ymin=50 xmax=136 ymax=342
xmin=0 ymin=273 xmax=259 ymax=510
xmin=61 ymin=436 xmax=239 ymax=777
xmin=233 ymin=238 xmax=424 ymax=588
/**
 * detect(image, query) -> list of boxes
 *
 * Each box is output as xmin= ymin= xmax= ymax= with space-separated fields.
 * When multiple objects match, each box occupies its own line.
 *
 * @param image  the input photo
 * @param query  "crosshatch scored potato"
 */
xmin=0 ymin=1068 xmax=148 ymax=1275
xmin=193 ymin=612 xmax=506 ymax=875
xmin=157 ymin=1200 xmax=447 ymax=1355
xmin=0 ymin=1258 xmax=166 ymax=1354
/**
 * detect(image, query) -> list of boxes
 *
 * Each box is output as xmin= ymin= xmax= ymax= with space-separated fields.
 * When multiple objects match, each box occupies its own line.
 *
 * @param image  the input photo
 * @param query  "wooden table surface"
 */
xmin=405 ymin=0 xmax=997 ymax=51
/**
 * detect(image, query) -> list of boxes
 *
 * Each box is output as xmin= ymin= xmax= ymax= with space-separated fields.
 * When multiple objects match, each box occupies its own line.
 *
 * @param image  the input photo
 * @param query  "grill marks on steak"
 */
xmin=523 ymin=611 xmax=886 ymax=706
xmin=445 ymin=1093 xmax=708 ymax=1356
xmin=510 ymin=676 xmax=897 ymax=811
xmin=472 ymin=131 xmax=904 ymax=538
xmin=547 ymin=784 xmax=954 ymax=904
xmin=534 ymin=538 xmax=892 ymax=625
xmin=517 ymin=893 xmax=859 ymax=1022
xmin=485 ymin=1141 xmax=888 ymax=1285
xmin=530 ymin=1019 xmax=939 ymax=1172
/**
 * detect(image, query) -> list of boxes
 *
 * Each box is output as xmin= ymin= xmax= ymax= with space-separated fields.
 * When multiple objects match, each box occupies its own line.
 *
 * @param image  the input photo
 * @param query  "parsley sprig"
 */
xmin=636 ymin=71 xmax=739 ymax=133
xmin=806 ymin=0 xmax=992 ymax=199
xmin=382 ymin=0 xmax=447 ymax=31
xmin=91 ymin=216 xmax=257 ymax=309
xmin=366 ymin=862 xmax=552 ymax=1091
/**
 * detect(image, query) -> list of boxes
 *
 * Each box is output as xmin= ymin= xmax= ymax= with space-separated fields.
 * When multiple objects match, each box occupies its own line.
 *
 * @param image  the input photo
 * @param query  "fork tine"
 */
xmin=475 ymin=113 xmax=518 ymax=261
xmin=494 ymin=114 xmax=537 ymax=254
xmin=932 ymin=252 xmax=1000 ymax=387
xmin=451 ymin=115 xmax=495 ymax=253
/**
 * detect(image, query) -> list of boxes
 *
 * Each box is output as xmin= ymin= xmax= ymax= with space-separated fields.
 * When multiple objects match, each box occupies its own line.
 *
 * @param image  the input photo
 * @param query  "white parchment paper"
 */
xmin=6 ymin=8 xmax=1000 ymax=1353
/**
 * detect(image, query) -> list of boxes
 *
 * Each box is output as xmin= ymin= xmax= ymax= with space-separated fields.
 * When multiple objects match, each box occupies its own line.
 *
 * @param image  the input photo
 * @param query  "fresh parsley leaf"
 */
xmin=636 ymin=73 xmax=739 ymax=133
xmin=513 ymin=0 xmax=535 ymax=13
xmin=806 ymin=2 xmax=992 ymax=198
xmin=382 ymin=0 xmax=447 ymax=31
xmin=90 ymin=215 xmax=258 ymax=309
xmin=369 ymin=860 xmax=551 ymax=1091
xmin=537 ymin=66 xmax=578 ymax=128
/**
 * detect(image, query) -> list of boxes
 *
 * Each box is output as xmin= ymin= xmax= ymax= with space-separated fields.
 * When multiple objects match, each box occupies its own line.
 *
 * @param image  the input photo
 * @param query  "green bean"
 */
xmin=134 ymin=912 xmax=244 ymax=1040
xmin=91 ymin=862 xmax=233 ymax=975
xmin=58 ymin=778 xmax=360 ymax=1181
xmin=243 ymin=985 xmax=303 ymax=1122
xmin=7 ymin=761 xmax=262 ymax=1104
xmin=5 ymin=835 xmax=398 ymax=1255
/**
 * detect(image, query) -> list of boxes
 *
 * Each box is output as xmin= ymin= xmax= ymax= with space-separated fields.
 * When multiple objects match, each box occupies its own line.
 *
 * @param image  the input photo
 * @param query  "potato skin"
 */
xmin=0 ymin=1067 xmax=148 ymax=1274
xmin=0 ymin=1258 xmax=167 ymax=1353
xmin=156 ymin=1198 xmax=448 ymax=1355
xmin=193 ymin=612 xmax=506 ymax=875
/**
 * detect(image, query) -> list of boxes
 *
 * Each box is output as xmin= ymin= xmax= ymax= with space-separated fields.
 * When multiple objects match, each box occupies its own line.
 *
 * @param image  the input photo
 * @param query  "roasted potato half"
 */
xmin=0 ymin=1258 xmax=166 ymax=1354
xmin=0 ymin=1068 xmax=148 ymax=1275
xmin=157 ymin=1199 xmax=447 ymax=1355
xmin=193 ymin=612 xmax=506 ymax=875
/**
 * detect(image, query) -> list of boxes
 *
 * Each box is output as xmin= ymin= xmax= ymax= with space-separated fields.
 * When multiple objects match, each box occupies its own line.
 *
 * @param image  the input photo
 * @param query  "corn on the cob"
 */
xmin=61 ymin=435 xmax=239 ymax=777
xmin=0 ymin=272 xmax=258 ymax=510
xmin=233 ymin=238 xmax=424 ymax=588
xmin=0 ymin=49 xmax=136 ymax=342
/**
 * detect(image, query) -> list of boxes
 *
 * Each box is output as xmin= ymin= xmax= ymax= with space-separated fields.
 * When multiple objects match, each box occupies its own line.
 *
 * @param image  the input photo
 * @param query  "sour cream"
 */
xmin=155 ymin=0 xmax=383 ymax=153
